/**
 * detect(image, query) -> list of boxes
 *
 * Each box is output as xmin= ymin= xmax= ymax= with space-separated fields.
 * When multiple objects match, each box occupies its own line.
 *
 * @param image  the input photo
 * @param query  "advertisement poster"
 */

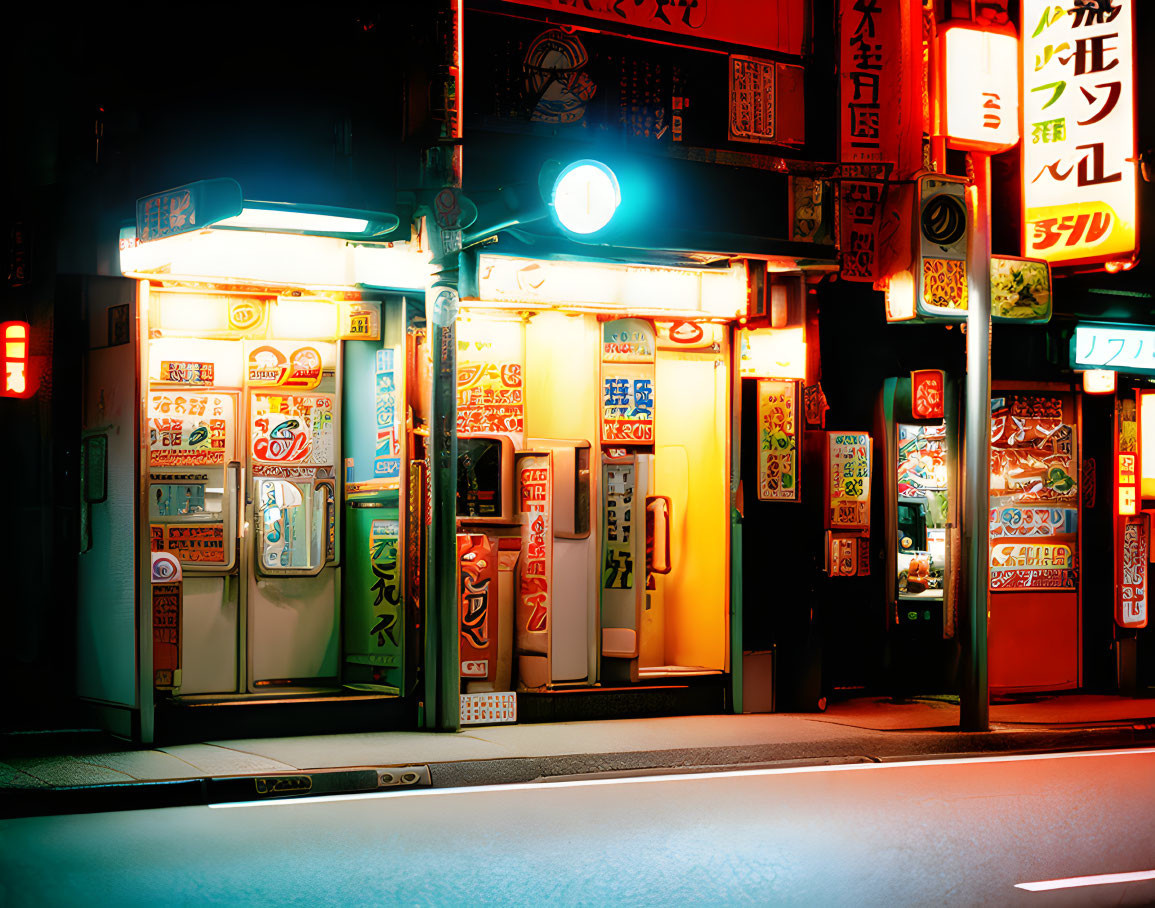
xmin=247 ymin=343 xmax=323 ymax=390
xmin=457 ymin=317 xmax=525 ymax=439
xmin=518 ymin=455 xmax=552 ymax=655
xmin=603 ymin=461 xmax=636 ymax=592
xmin=602 ymin=319 xmax=656 ymax=445
xmin=250 ymin=392 xmax=335 ymax=467
xmin=989 ymin=395 xmax=1078 ymax=590
xmin=148 ymin=392 xmax=234 ymax=467
xmin=1022 ymin=0 xmax=1137 ymax=266
xmin=374 ymin=347 xmax=401 ymax=482
xmin=827 ymin=432 xmax=871 ymax=529
xmin=1118 ymin=515 xmax=1148 ymax=628
xmin=757 ymin=379 xmax=799 ymax=501
xmin=458 ymin=533 xmax=497 ymax=680
xmin=369 ymin=518 xmax=401 ymax=650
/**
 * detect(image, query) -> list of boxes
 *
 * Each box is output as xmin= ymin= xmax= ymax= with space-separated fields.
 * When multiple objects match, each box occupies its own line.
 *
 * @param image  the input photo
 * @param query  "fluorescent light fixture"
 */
xmin=1082 ymin=370 xmax=1116 ymax=394
xmin=216 ymin=208 xmax=370 ymax=233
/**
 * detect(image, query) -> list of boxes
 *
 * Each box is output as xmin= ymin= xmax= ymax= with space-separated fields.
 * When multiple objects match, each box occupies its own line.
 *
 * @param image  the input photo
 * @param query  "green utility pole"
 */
xmin=960 ymin=152 xmax=991 ymax=732
xmin=418 ymin=0 xmax=464 ymax=732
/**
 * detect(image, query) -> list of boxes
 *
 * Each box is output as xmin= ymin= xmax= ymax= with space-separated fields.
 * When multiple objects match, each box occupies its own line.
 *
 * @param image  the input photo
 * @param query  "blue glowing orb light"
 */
xmin=551 ymin=160 xmax=621 ymax=235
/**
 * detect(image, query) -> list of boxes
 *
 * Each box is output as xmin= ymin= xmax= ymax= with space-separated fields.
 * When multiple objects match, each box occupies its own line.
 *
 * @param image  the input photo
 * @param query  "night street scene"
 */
xmin=3 ymin=1 xmax=1155 ymax=905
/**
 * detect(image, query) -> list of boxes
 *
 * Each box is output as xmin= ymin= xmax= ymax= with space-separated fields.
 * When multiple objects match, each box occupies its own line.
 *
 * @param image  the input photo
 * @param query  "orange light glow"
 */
xmin=940 ymin=25 xmax=1019 ymax=153
xmin=1 ymin=321 xmax=33 ymax=398
xmin=1083 ymin=370 xmax=1117 ymax=394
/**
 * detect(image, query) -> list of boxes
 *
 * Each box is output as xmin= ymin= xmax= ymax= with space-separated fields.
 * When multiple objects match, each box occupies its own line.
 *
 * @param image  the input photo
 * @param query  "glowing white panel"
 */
xmin=941 ymin=26 xmax=1019 ymax=152
xmin=352 ymin=243 xmax=433 ymax=290
xmin=1071 ymin=325 xmax=1155 ymax=374
xmin=215 ymin=209 xmax=369 ymax=233
xmin=269 ymin=298 xmax=339 ymax=340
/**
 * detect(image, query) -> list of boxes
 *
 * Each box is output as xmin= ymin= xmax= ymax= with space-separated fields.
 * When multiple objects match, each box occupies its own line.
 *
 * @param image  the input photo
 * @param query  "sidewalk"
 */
xmin=4 ymin=694 xmax=1153 ymax=818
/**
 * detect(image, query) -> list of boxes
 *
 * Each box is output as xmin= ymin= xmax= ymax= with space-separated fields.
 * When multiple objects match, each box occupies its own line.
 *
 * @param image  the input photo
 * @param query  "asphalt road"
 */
xmin=2 ymin=748 xmax=1154 ymax=906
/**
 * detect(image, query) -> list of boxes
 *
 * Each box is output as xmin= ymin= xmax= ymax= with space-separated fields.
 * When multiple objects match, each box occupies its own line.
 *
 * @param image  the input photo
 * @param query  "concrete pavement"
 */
xmin=3 ymin=694 xmax=1154 ymax=818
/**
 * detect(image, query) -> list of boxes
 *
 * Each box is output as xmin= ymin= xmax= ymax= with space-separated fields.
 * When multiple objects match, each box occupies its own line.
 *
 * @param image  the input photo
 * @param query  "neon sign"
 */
xmin=1022 ymin=0 xmax=1138 ymax=267
xmin=1 ymin=321 xmax=34 ymax=398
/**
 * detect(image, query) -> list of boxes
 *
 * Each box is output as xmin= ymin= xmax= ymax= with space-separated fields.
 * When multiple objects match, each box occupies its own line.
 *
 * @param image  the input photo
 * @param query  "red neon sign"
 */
xmin=911 ymin=369 xmax=945 ymax=420
xmin=1 ymin=321 xmax=36 ymax=399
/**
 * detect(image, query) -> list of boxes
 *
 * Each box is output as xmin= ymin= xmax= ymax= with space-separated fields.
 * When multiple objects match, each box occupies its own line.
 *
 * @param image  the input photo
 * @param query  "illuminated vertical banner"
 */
xmin=374 ymin=347 xmax=401 ymax=484
xmin=826 ymin=432 xmax=872 ymax=529
xmin=457 ymin=533 xmax=497 ymax=682
xmin=757 ymin=380 xmax=799 ymax=502
xmin=601 ymin=318 xmax=656 ymax=445
xmin=456 ymin=315 xmax=525 ymax=443
xmin=517 ymin=454 xmax=552 ymax=669
xmin=1 ymin=321 xmax=38 ymax=398
xmin=911 ymin=370 xmax=945 ymax=420
xmin=1117 ymin=515 xmax=1148 ymax=628
xmin=1022 ymin=0 xmax=1138 ymax=267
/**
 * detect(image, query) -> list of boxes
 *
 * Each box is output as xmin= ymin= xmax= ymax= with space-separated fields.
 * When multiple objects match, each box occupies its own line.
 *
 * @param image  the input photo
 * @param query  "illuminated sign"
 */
xmin=940 ymin=25 xmax=1020 ymax=153
xmin=1022 ymin=0 xmax=1137 ymax=267
xmin=826 ymin=432 xmax=871 ymax=530
xmin=136 ymin=178 xmax=242 ymax=244
xmin=1083 ymin=370 xmax=1117 ymax=394
xmin=1071 ymin=325 xmax=1155 ymax=375
xmin=739 ymin=327 xmax=806 ymax=380
xmin=1117 ymin=515 xmax=1148 ymax=628
xmin=1 ymin=321 xmax=34 ymax=398
xmin=911 ymin=370 xmax=945 ymax=420
xmin=1118 ymin=453 xmax=1137 ymax=516
xmin=247 ymin=344 xmax=323 ymax=389
xmin=1142 ymin=391 xmax=1155 ymax=500
xmin=601 ymin=319 xmax=656 ymax=445
xmin=757 ymin=380 xmax=799 ymax=502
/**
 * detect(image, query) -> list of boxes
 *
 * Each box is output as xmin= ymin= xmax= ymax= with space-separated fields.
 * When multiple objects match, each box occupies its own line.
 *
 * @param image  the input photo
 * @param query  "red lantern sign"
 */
xmin=1 ymin=321 xmax=37 ymax=399
xmin=911 ymin=369 xmax=945 ymax=420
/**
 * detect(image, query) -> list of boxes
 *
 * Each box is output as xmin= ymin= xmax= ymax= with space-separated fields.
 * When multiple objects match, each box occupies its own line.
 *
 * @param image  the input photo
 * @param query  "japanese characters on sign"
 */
xmin=457 ymin=317 xmax=525 ymax=441
xmin=827 ymin=432 xmax=872 ymax=530
xmin=340 ymin=301 xmax=381 ymax=340
xmin=517 ymin=455 xmax=552 ymax=661
xmin=939 ymin=25 xmax=1020 ymax=153
xmin=840 ymin=181 xmax=883 ymax=282
xmin=161 ymin=524 xmax=227 ymax=563
xmin=458 ymin=533 xmax=497 ymax=681
xmin=160 ymin=361 xmax=214 ymax=384
xmin=1022 ymin=0 xmax=1137 ymax=266
xmin=369 ymin=518 xmax=402 ymax=652
xmin=151 ymin=551 xmax=182 ymax=690
xmin=1118 ymin=452 xmax=1138 ymax=516
xmin=1071 ymin=324 xmax=1155 ymax=375
xmin=148 ymin=392 xmax=234 ymax=466
xmin=1117 ymin=515 xmax=1148 ymax=629
xmin=989 ymin=395 xmax=1078 ymax=591
xmin=251 ymin=393 xmax=335 ymax=467
xmin=247 ymin=344 xmax=323 ymax=390
xmin=757 ymin=380 xmax=799 ymax=502
xmin=911 ymin=370 xmax=945 ymax=420
xmin=601 ymin=319 xmax=656 ymax=445
xmin=603 ymin=459 xmax=636 ymax=592
xmin=374 ymin=348 xmax=401 ymax=483
xmin=728 ymin=55 xmax=775 ymax=144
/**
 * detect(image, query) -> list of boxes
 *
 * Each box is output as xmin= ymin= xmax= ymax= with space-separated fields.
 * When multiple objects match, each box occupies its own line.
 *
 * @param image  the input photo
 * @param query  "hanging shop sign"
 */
xmin=989 ymin=394 xmax=1078 ymax=591
xmin=250 ymin=393 xmax=335 ymax=466
xmin=136 ymin=178 xmax=242 ymax=244
xmin=757 ymin=380 xmax=799 ymax=502
xmin=1022 ymin=0 xmax=1138 ymax=267
xmin=1117 ymin=514 xmax=1149 ymax=629
xmin=148 ymin=392 xmax=234 ymax=467
xmin=246 ymin=343 xmax=323 ymax=390
xmin=496 ymin=0 xmax=806 ymax=57
xmin=826 ymin=432 xmax=872 ymax=530
xmin=374 ymin=348 xmax=401 ymax=484
xmin=938 ymin=24 xmax=1020 ymax=153
xmin=457 ymin=316 xmax=525 ymax=441
xmin=601 ymin=319 xmax=656 ymax=445
xmin=911 ymin=370 xmax=945 ymax=420
xmin=517 ymin=454 xmax=553 ymax=675
xmin=458 ymin=533 xmax=498 ymax=682
xmin=151 ymin=552 xmax=182 ymax=690
xmin=1071 ymin=324 xmax=1155 ymax=375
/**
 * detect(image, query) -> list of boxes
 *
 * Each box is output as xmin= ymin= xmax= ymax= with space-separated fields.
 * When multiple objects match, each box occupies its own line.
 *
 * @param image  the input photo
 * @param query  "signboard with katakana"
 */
xmin=1022 ymin=0 xmax=1137 ymax=267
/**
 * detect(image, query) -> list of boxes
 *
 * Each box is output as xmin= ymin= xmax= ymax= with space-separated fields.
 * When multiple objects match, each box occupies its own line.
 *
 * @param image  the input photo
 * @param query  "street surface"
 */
xmin=2 ymin=748 xmax=1154 ymax=906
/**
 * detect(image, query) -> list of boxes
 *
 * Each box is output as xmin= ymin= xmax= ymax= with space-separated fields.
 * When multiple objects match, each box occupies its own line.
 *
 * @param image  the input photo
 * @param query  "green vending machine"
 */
xmin=342 ymin=299 xmax=408 ymax=695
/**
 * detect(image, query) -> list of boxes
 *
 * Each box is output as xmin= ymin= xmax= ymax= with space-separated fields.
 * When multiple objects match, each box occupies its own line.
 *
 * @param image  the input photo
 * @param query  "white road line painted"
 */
xmin=209 ymin=746 xmax=1155 ymax=809
xmin=1015 ymin=869 xmax=1155 ymax=891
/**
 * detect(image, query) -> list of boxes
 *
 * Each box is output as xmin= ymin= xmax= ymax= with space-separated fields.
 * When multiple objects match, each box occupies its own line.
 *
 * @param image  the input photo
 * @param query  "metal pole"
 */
xmin=960 ymin=152 xmax=991 ymax=732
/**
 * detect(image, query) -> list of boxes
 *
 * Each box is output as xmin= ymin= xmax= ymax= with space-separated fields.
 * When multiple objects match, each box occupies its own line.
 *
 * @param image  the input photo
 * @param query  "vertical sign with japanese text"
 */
xmin=374 ymin=348 xmax=401 ymax=483
xmin=757 ymin=380 xmax=799 ymax=502
xmin=457 ymin=316 xmax=525 ymax=443
xmin=1022 ymin=0 xmax=1137 ymax=266
xmin=827 ymin=432 xmax=872 ymax=530
xmin=1117 ymin=514 xmax=1148 ymax=629
xmin=601 ymin=318 xmax=656 ymax=445
xmin=517 ymin=455 xmax=552 ymax=667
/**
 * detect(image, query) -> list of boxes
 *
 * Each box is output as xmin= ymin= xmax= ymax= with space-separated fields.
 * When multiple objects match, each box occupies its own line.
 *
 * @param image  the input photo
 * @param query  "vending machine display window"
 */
xmin=255 ymin=479 xmax=329 ymax=573
xmin=457 ymin=435 xmax=514 ymax=522
xmin=896 ymin=423 xmax=949 ymax=598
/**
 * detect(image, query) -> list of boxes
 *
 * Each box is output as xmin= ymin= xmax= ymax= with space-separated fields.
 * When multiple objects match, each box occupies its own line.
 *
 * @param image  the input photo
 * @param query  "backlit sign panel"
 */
xmin=1022 ymin=0 xmax=1137 ymax=267
xmin=1071 ymin=325 xmax=1155 ymax=375
xmin=940 ymin=25 xmax=1020 ymax=153
xmin=1 ymin=321 xmax=36 ymax=399
xmin=911 ymin=370 xmax=945 ymax=420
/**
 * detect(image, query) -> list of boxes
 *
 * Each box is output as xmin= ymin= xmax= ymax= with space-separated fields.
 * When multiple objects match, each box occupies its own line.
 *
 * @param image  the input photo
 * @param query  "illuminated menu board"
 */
xmin=989 ymin=395 xmax=1078 ymax=591
xmin=826 ymin=432 xmax=871 ymax=530
xmin=1022 ymin=0 xmax=1137 ymax=267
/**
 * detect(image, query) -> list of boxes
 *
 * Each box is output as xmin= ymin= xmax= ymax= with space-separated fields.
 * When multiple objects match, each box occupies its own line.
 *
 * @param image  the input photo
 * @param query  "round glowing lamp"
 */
xmin=551 ymin=160 xmax=620 ymax=235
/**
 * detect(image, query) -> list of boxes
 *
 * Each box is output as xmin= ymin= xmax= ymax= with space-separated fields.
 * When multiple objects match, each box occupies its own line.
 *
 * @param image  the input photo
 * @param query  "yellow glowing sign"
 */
xmin=1022 ymin=0 xmax=1137 ymax=267
xmin=1082 ymin=369 xmax=1116 ymax=394
xmin=941 ymin=25 xmax=1020 ymax=153
xmin=738 ymin=327 xmax=806 ymax=379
